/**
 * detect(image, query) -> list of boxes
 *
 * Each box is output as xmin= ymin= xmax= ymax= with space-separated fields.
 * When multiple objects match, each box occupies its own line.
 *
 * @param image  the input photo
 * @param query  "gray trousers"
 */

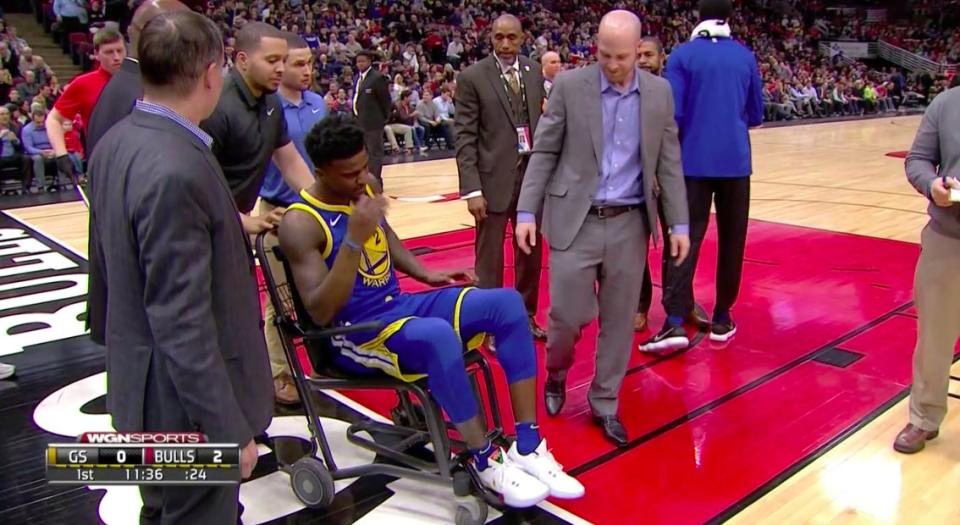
xmin=547 ymin=209 xmax=648 ymax=416
xmin=140 ymin=484 xmax=240 ymax=524
xmin=910 ymin=224 xmax=960 ymax=430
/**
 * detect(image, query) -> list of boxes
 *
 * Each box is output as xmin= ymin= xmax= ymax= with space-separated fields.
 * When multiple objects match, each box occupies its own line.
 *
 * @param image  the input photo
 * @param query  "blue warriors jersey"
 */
xmin=287 ymin=187 xmax=402 ymax=326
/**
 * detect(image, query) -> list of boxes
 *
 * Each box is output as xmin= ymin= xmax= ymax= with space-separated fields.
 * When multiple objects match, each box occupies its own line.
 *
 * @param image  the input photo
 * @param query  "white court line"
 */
xmin=3 ymin=208 xmax=89 ymax=260
xmin=4 ymin=208 xmax=595 ymax=525
xmin=320 ymin=389 xmax=595 ymax=524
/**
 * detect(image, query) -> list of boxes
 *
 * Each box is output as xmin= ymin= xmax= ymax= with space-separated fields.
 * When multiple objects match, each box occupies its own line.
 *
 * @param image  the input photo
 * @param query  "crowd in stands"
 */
xmin=0 ymin=8 xmax=84 ymax=195
xmin=0 ymin=0 xmax=956 ymax=194
xmin=193 ymin=0 xmax=950 ymax=128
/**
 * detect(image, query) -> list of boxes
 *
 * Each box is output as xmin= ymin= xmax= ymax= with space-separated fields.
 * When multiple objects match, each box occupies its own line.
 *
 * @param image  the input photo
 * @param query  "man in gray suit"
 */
xmin=516 ymin=10 xmax=690 ymax=447
xmin=456 ymin=14 xmax=547 ymax=341
xmin=88 ymin=11 xmax=272 ymax=522
xmin=895 ymin=85 xmax=960 ymax=454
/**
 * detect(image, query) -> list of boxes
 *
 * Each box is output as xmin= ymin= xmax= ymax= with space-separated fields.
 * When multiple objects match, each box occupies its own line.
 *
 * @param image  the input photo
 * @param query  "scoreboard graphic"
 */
xmin=46 ymin=433 xmax=241 ymax=485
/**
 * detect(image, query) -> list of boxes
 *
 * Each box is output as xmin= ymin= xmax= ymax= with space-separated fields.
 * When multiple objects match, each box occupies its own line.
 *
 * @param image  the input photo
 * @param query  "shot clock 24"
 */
xmin=46 ymin=432 xmax=241 ymax=486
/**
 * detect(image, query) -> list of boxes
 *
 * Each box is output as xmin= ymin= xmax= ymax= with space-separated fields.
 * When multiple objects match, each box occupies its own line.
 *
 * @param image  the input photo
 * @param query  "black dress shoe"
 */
xmin=592 ymin=415 xmax=628 ymax=448
xmin=529 ymin=316 xmax=547 ymax=340
xmin=544 ymin=376 xmax=565 ymax=416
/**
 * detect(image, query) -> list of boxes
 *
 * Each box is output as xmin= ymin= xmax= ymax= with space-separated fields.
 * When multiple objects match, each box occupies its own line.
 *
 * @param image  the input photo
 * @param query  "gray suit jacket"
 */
xmin=455 ymin=55 xmax=545 ymax=213
xmin=518 ymin=64 xmax=688 ymax=250
xmin=89 ymin=110 xmax=273 ymax=445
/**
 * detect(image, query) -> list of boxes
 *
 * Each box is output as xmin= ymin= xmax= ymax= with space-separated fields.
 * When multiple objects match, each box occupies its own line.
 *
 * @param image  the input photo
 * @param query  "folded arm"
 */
xmin=906 ymin=95 xmax=943 ymax=199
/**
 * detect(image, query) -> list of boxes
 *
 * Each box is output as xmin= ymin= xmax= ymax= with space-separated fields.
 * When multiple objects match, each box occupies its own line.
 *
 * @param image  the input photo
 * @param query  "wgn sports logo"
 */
xmin=358 ymin=226 xmax=391 ymax=287
xmin=31 ymin=373 xmax=545 ymax=524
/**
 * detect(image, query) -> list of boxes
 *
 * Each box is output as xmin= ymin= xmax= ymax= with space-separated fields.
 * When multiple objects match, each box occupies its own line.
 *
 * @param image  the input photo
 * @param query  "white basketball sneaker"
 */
xmin=475 ymin=447 xmax=549 ymax=508
xmin=507 ymin=439 xmax=585 ymax=499
xmin=0 ymin=362 xmax=15 ymax=380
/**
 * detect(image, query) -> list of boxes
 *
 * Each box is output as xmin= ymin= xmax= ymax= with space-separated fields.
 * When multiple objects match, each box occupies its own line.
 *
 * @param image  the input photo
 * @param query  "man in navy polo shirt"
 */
xmin=641 ymin=0 xmax=763 ymax=351
xmin=259 ymin=33 xmax=326 ymax=405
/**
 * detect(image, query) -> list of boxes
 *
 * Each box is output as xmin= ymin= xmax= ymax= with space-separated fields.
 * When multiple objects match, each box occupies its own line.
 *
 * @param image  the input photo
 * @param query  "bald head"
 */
xmin=598 ymin=10 xmax=643 ymax=42
xmin=492 ymin=14 xmax=522 ymax=33
xmin=130 ymin=0 xmax=189 ymax=55
xmin=541 ymin=51 xmax=561 ymax=80
xmin=491 ymin=14 xmax=525 ymax=65
xmin=597 ymin=10 xmax=643 ymax=88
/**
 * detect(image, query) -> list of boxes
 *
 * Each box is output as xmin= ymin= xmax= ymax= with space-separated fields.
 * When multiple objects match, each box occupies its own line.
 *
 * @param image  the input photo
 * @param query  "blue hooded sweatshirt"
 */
xmin=665 ymin=35 xmax=764 ymax=178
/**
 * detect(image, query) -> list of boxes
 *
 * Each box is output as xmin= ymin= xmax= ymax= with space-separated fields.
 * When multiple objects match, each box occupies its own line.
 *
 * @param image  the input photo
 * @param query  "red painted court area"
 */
xmin=268 ymin=220 xmax=924 ymax=524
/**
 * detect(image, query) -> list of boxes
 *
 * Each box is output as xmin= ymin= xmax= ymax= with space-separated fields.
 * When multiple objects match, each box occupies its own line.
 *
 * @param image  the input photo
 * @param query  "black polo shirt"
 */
xmin=200 ymin=69 xmax=290 ymax=213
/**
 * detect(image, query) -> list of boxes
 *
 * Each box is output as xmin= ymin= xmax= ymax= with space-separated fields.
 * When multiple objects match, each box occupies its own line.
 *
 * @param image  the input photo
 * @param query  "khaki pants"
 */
xmin=259 ymin=200 xmax=291 ymax=379
xmin=910 ymin=224 xmax=960 ymax=430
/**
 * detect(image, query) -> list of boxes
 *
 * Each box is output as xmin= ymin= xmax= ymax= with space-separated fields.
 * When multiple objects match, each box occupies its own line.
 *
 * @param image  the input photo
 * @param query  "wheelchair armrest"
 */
xmin=302 ymin=321 xmax=385 ymax=340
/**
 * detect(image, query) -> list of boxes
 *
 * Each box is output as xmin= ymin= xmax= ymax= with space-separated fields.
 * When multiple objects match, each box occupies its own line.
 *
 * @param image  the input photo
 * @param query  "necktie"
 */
xmin=507 ymin=69 xmax=520 ymax=94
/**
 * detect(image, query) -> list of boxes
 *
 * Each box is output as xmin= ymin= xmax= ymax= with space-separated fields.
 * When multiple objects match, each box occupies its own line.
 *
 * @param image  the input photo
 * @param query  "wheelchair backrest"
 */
xmin=254 ymin=232 xmax=339 ymax=375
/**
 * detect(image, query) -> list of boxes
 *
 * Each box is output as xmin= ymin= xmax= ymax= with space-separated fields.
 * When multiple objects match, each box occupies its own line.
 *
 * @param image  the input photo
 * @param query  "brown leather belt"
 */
xmin=587 ymin=204 xmax=641 ymax=219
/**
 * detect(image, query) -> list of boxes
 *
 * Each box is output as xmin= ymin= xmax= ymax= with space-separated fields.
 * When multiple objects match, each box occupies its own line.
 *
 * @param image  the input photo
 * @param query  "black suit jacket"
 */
xmin=354 ymin=68 xmax=391 ymax=130
xmin=88 ymin=109 xmax=273 ymax=444
xmin=85 ymin=57 xmax=142 ymax=345
xmin=454 ymin=55 xmax=545 ymax=213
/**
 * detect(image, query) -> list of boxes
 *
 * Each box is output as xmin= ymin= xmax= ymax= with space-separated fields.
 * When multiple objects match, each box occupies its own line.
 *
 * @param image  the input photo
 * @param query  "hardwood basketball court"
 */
xmin=3 ymin=115 xmax=959 ymax=524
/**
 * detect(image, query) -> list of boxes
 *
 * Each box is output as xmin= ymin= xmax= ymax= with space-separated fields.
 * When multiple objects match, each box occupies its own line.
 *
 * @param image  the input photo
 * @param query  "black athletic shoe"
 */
xmin=710 ymin=319 xmax=737 ymax=342
xmin=639 ymin=324 xmax=689 ymax=353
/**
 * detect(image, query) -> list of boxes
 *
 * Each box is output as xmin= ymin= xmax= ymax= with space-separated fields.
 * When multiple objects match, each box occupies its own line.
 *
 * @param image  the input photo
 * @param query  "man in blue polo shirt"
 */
xmin=641 ymin=0 xmax=763 ymax=351
xmin=259 ymin=33 xmax=326 ymax=404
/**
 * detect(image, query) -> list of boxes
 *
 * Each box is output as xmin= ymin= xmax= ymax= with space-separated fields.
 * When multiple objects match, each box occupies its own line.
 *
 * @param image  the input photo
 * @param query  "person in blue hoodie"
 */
xmin=640 ymin=0 xmax=764 ymax=352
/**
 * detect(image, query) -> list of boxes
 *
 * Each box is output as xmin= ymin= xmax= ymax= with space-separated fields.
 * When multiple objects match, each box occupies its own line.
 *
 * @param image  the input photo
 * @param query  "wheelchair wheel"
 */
xmin=455 ymin=497 xmax=488 ymax=525
xmin=290 ymin=456 xmax=335 ymax=509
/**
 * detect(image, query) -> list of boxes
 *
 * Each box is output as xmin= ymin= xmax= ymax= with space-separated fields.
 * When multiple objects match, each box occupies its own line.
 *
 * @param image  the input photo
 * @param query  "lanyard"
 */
xmin=496 ymin=61 xmax=527 ymax=116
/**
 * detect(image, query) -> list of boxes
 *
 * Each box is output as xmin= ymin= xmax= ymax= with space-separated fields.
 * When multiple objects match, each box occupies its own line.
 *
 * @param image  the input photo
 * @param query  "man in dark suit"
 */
xmin=353 ymin=50 xmax=391 ymax=184
xmin=455 ymin=14 xmax=547 ymax=340
xmin=84 ymin=0 xmax=189 ymax=348
xmin=88 ymin=11 xmax=272 ymax=522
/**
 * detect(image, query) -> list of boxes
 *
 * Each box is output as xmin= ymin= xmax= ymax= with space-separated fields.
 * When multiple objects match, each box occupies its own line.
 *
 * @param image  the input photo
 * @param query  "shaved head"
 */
xmin=597 ymin=10 xmax=643 ymax=88
xmin=598 ymin=10 xmax=643 ymax=42
xmin=491 ymin=14 xmax=525 ymax=65
xmin=492 ymin=14 xmax=522 ymax=33
xmin=129 ymin=0 xmax=189 ymax=56
xmin=541 ymin=51 xmax=562 ymax=80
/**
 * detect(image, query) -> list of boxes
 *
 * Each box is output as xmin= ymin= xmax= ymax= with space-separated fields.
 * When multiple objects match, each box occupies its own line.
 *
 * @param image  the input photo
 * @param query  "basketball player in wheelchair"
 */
xmin=277 ymin=114 xmax=585 ymax=508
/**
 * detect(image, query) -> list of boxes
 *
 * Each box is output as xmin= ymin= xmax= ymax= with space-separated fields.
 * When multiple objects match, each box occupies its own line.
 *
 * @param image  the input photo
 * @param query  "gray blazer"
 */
xmin=455 ymin=55 xmax=545 ymax=213
xmin=88 ymin=110 xmax=273 ymax=445
xmin=518 ymin=64 xmax=688 ymax=250
xmin=906 ymin=87 xmax=960 ymax=239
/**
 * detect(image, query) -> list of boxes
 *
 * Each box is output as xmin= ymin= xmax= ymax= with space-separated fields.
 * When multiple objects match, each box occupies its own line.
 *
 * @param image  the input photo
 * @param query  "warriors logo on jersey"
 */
xmin=359 ymin=226 xmax=391 ymax=287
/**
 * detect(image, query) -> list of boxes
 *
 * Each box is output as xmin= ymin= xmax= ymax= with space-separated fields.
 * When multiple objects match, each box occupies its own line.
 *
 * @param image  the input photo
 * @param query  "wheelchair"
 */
xmin=254 ymin=232 xmax=507 ymax=525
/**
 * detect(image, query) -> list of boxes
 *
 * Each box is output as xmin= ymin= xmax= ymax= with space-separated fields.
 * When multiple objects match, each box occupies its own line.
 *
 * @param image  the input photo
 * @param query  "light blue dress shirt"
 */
xmin=260 ymin=90 xmax=327 ymax=206
xmin=519 ymin=69 xmax=687 ymax=235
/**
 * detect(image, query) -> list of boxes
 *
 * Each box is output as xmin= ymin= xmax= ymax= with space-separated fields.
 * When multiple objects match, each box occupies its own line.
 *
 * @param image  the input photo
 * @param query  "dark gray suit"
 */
xmin=519 ymin=65 xmax=688 ymax=416
xmin=455 ymin=55 xmax=546 ymax=316
xmin=89 ymin=108 xmax=273 ymax=523
xmin=353 ymin=67 xmax=391 ymax=182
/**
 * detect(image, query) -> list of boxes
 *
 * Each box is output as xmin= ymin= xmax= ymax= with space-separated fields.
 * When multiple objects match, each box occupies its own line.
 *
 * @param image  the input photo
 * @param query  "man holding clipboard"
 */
xmin=455 ymin=14 xmax=548 ymax=342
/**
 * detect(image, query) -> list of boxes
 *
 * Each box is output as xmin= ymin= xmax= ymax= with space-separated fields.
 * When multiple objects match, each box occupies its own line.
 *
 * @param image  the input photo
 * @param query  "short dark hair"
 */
xmin=93 ymin=26 xmax=124 ymax=49
xmin=236 ymin=21 xmax=284 ymax=53
xmin=304 ymin=114 xmax=365 ymax=168
xmin=138 ymin=11 xmax=224 ymax=97
xmin=641 ymin=36 xmax=664 ymax=54
xmin=698 ymin=0 xmax=733 ymax=20
xmin=356 ymin=49 xmax=377 ymax=61
xmin=283 ymin=32 xmax=308 ymax=51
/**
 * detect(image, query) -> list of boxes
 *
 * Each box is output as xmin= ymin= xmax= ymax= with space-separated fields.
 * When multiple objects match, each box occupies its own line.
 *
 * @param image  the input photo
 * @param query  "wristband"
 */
xmin=343 ymin=238 xmax=362 ymax=251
